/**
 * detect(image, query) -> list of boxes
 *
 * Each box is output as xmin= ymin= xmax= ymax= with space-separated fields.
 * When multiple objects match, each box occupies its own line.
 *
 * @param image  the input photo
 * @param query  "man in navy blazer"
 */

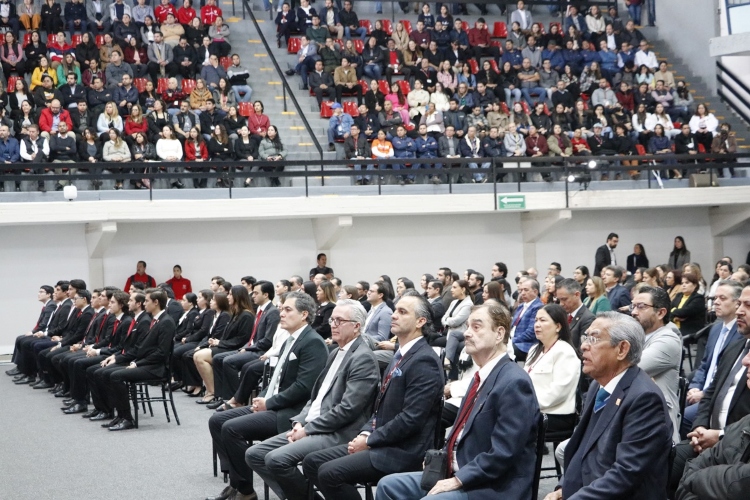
xmin=302 ymin=291 xmax=444 ymax=500
xmin=547 ymin=312 xmax=672 ymax=500
xmin=511 ymin=278 xmax=543 ymax=362
xmin=376 ymin=301 xmax=541 ymax=500
xmin=603 ymin=265 xmax=631 ymax=312
xmin=682 ymin=279 xmax=743 ymax=436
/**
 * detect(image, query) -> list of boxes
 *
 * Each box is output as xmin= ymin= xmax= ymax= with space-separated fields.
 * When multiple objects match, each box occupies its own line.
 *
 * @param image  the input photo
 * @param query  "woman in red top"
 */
xmin=166 ymin=264 xmax=192 ymax=300
xmin=176 ymin=0 xmax=197 ymax=26
xmin=184 ymin=126 xmax=209 ymax=187
xmin=124 ymin=104 xmax=149 ymax=145
xmin=247 ymin=100 xmax=270 ymax=140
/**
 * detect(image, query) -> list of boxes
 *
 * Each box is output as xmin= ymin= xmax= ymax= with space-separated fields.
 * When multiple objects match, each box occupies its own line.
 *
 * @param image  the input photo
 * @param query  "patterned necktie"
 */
xmin=594 ymin=387 xmax=610 ymax=413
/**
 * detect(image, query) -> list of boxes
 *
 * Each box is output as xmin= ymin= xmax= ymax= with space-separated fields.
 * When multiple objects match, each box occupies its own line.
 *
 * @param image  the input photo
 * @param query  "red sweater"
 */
xmin=176 ymin=6 xmax=196 ymax=25
xmin=125 ymin=117 xmax=149 ymax=136
xmin=166 ymin=277 xmax=192 ymax=300
xmin=468 ymin=28 xmax=490 ymax=47
xmin=154 ymin=4 xmax=177 ymax=24
xmin=201 ymin=5 xmax=222 ymax=25
xmin=124 ymin=272 xmax=157 ymax=292
xmin=185 ymin=140 xmax=208 ymax=161
xmin=247 ymin=114 xmax=270 ymax=135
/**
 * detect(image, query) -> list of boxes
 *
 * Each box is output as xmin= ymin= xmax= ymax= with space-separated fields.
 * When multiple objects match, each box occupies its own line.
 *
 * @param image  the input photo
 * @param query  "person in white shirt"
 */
xmin=155 ymin=124 xmax=185 ymax=188
xmin=634 ymin=40 xmax=658 ymax=71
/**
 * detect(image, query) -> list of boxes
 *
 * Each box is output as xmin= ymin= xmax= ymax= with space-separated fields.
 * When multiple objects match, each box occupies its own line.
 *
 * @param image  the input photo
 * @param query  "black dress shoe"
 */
xmin=33 ymin=381 xmax=54 ymax=389
xmin=206 ymin=398 xmax=225 ymax=410
xmin=54 ymin=390 xmax=71 ymax=398
xmin=101 ymin=416 xmax=121 ymax=428
xmin=91 ymin=412 xmax=114 ymax=422
xmin=49 ymin=384 xmax=61 ymax=392
xmin=6 ymin=368 xmax=19 ymax=376
xmin=63 ymin=403 xmax=88 ymax=414
xmin=285 ymin=69 xmax=295 ymax=76
xmin=206 ymin=485 xmax=236 ymax=500
xmin=14 ymin=376 xmax=35 ymax=385
xmin=82 ymin=409 xmax=100 ymax=418
xmin=169 ymin=381 xmax=182 ymax=392
xmin=109 ymin=419 xmax=135 ymax=431
xmin=61 ymin=399 xmax=76 ymax=407
xmin=197 ymin=396 xmax=218 ymax=405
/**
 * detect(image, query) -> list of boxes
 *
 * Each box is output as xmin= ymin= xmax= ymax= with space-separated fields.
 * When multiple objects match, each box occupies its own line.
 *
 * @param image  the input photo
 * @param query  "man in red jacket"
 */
xmin=39 ymin=99 xmax=74 ymax=141
xmin=124 ymin=261 xmax=157 ymax=292
xmin=468 ymin=18 xmax=500 ymax=60
xmin=201 ymin=0 xmax=222 ymax=26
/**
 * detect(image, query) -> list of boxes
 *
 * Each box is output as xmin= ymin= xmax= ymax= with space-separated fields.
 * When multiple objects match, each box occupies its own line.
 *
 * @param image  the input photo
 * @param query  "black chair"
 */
xmin=128 ymin=348 xmax=181 ymax=429
xmin=677 ymin=376 xmax=688 ymax=432
xmin=532 ymin=414 xmax=548 ymax=500
xmin=682 ymin=323 xmax=712 ymax=372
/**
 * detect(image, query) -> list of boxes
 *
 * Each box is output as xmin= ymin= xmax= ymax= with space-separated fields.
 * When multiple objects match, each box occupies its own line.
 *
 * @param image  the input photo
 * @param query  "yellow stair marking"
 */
xmin=290 ymin=126 xmax=305 ymax=130
xmin=282 ymin=111 xmax=296 ymax=115
xmin=254 ymin=53 xmax=268 ymax=57
xmin=299 ymin=142 xmax=313 ymax=146
xmin=268 ymin=81 xmax=281 ymax=85
xmin=247 ymin=39 xmax=261 ymax=43
xmin=226 ymin=17 xmax=241 ymax=22
xmin=274 ymin=96 xmax=285 ymax=99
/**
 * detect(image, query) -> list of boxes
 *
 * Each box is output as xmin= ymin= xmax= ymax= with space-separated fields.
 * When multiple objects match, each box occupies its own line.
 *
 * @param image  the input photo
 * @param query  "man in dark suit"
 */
xmin=670 ymin=285 xmax=750 ymax=492
xmin=377 ymin=301 xmax=541 ymax=499
xmin=302 ymin=291 xmax=444 ymax=500
xmin=159 ymin=283 xmax=184 ymax=323
xmin=207 ymin=291 xmax=328 ymax=500
xmin=101 ymin=289 xmax=176 ymax=431
xmin=363 ymin=281 xmax=393 ymax=343
xmin=682 ymin=279 xmax=743 ymax=435
xmin=557 ymin=278 xmax=596 ymax=350
xmin=245 ymin=299 xmax=380 ymax=500
xmin=209 ymin=280 xmax=281 ymax=408
xmin=603 ymin=265 xmax=631 ymax=312
xmin=85 ymin=291 xmax=152 ymax=422
xmin=427 ymin=280 xmax=446 ymax=333
xmin=511 ymin=278 xmax=543 ymax=362
xmin=7 ymin=285 xmax=56 ymax=378
xmin=594 ymin=232 xmax=619 ymax=277
xmin=548 ymin=312 xmax=672 ymax=500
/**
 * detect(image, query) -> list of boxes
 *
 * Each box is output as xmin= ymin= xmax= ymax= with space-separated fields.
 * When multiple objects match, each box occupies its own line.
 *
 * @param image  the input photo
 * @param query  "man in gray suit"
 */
xmin=363 ymin=281 xmax=393 ymax=343
xmin=631 ymin=285 xmax=683 ymax=443
xmin=245 ymin=299 xmax=380 ymax=500
xmin=557 ymin=278 xmax=596 ymax=351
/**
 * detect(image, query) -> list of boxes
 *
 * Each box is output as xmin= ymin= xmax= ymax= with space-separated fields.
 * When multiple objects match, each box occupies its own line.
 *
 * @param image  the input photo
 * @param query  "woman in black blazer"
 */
xmin=174 ymin=292 xmax=200 ymax=342
xmin=183 ymin=291 xmax=230 ymax=396
xmin=195 ymin=286 xmax=254 ymax=404
xmin=174 ymin=290 xmax=214 ymax=391
xmin=626 ymin=243 xmax=649 ymax=276
xmin=669 ymin=272 xmax=706 ymax=337
xmin=312 ymin=280 xmax=337 ymax=340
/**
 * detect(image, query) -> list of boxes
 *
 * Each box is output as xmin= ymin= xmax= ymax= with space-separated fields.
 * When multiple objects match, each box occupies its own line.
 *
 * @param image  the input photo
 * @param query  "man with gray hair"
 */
xmin=207 ymin=291 xmax=328 ymax=500
xmin=245 ymin=299 xmax=380 ymax=500
xmin=510 ymin=278 xmax=543 ymax=362
xmin=545 ymin=312 xmax=672 ymax=500
xmin=556 ymin=278 xmax=595 ymax=350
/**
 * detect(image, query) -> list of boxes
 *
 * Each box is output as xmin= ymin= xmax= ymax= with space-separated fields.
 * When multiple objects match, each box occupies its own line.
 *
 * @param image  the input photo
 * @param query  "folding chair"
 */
xmin=532 ymin=414 xmax=548 ymax=500
xmin=128 ymin=348 xmax=181 ymax=430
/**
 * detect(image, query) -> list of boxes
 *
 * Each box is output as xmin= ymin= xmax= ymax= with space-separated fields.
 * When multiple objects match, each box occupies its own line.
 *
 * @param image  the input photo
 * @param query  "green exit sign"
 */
xmin=498 ymin=195 xmax=526 ymax=209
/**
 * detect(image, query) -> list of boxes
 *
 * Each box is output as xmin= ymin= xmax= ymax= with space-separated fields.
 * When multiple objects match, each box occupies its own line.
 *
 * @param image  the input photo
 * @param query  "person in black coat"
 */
xmin=75 ymin=32 xmax=100 ymax=68
xmin=275 ymin=2 xmax=297 ymax=46
xmin=173 ymin=290 xmax=214 ymax=388
xmin=626 ymin=243 xmax=649 ymax=275
xmin=670 ymin=272 xmax=706 ymax=338
xmin=312 ymin=280 xmax=337 ymax=339
xmin=594 ymin=232 xmax=619 ymax=277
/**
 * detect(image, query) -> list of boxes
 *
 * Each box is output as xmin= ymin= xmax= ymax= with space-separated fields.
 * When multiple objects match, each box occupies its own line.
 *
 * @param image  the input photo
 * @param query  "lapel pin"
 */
xmin=615 ymin=398 xmax=621 ymax=406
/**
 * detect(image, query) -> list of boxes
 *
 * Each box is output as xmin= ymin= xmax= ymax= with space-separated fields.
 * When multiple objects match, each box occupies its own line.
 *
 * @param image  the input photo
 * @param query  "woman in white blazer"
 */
xmin=443 ymin=279 xmax=475 ymax=380
xmin=524 ymin=303 xmax=581 ymax=433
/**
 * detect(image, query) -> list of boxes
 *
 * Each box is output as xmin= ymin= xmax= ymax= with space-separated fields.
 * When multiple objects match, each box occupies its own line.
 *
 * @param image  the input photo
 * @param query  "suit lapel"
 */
xmin=458 ymin=355 xmax=510 ymax=440
xmin=381 ymin=337 xmax=425 ymax=397
xmin=320 ymin=336 xmax=363 ymax=400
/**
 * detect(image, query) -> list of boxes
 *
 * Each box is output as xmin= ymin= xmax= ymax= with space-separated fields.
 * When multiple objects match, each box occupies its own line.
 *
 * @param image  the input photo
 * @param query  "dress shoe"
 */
xmin=6 ymin=368 xmax=19 ymax=376
xmin=14 ymin=376 xmax=35 ymax=385
xmin=54 ymin=390 xmax=71 ymax=398
xmin=171 ymin=181 xmax=185 ymax=189
xmin=33 ymin=381 xmax=54 ymax=390
xmin=206 ymin=485 xmax=236 ymax=500
xmin=82 ymin=409 xmax=100 ymax=418
xmin=63 ymin=403 xmax=88 ymax=414
xmin=49 ymin=384 xmax=61 ymax=392
xmin=62 ymin=398 xmax=76 ymax=406
xmin=285 ymin=69 xmax=295 ymax=76
xmin=90 ymin=411 xmax=114 ymax=422
xmin=206 ymin=398 xmax=225 ymax=410
xmin=197 ymin=395 xmax=218 ymax=405
xmin=109 ymin=418 xmax=135 ymax=431
xmin=234 ymin=492 xmax=258 ymax=500
xmin=101 ymin=416 xmax=121 ymax=428
xmin=169 ymin=381 xmax=182 ymax=392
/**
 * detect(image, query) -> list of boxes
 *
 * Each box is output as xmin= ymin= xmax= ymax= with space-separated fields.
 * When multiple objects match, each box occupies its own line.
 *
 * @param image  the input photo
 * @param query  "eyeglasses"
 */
xmin=630 ymin=302 xmax=657 ymax=311
xmin=580 ymin=334 xmax=606 ymax=346
xmin=328 ymin=318 xmax=357 ymax=327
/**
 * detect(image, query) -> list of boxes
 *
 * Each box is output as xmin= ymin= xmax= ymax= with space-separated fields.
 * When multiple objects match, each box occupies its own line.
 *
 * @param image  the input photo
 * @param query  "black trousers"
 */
xmin=215 ymin=350 xmax=260 ymax=401
xmin=52 ymin=348 xmax=87 ymax=389
xmin=88 ymin=363 xmax=128 ymax=413
xmin=234 ymin=357 xmax=266 ymax=405
xmin=208 ymin=407 xmax=279 ymax=495
xmin=302 ymin=445 xmax=386 ymax=500
xmin=109 ymin=366 xmax=160 ymax=419
xmin=38 ymin=345 xmax=71 ymax=384
xmin=172 ymin=341 xmax=198 ymax=382
xmin=69 ymin=354 xmax=107 ymax=402
xmin=147 ymin=61 xmax=178 ymax=82
xmin=14 ymin=335 xmax=44 ymax=374
xmin=670 ymin=441 xmax=697 ymax=494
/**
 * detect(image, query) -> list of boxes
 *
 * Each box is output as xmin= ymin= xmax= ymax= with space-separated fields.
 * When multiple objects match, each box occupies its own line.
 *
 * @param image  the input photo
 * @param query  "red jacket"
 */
xmin=154 ymin=4 xmax=177 ymax=23
xmin=125 ymin=117 xmax=149 ymax=136
xmin=176 ymin=6 xmax=196 ymax=25
xmin=201 ymin=5 xmax=221 ymax=25
xmin=184 ymin=140 xmax=208 ymax=161
xmin=247 ymin=113 xmax=270 ymax=135
xmin=468 ymin=27 xmax=491 ymax=47
xmin=38 ymin=108 xmax=73 ymax=133
xmin=166 ymin=277 xmax=192 ymax=300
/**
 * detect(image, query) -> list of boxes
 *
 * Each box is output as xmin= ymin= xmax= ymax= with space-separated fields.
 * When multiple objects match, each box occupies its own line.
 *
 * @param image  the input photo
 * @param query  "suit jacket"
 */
xmin=248 ymin=303 xmax=280 ymax=353
xmin=512 ymin=298 xmax=543 ymax=354
xmin=166 ymin=298 xmax=183 ymax=324
xmin=308 ymin=70 xmax=334 ymax=90
xmin=95 ymin=315 xmax=133 ymax=351
xmin=693 ymin=338 xmax=750 ymax=431
xmin=363 ymin=337 xmax=444 ymax=474
xmin=641 ymin=323 xmax=683 ymax=442
xmin=217 ymin=310 xmax=254 ymax=351
xmin=569 ymin=305 xmax=596 ymax=350
xmin=132 ymin=312 xmax=176 ymax=378
xmin=113 ymin=312 xmax=152 ymax=362
xmin=61 ymin=306 xmax=96 ymax=347
xmin=670 ymin=292 xmax=706 ymax=337
xmin=292 ymin=335 xmax=379 ymax=439
xmin=185 ymin=308 xmax=214 ymax=344
xmin=47 ymin=299 xmax=73 ymax=337
xmin=606 ymin=284 xmax=631 ymax=311
xmin=430 ymin=298 xmax=446 ymax=332
xmin=263 ymin=325 xmax=329 ymax=433
xmin=562 ymin=366 xmax=672 ymax=500
xmin=450 ymin=355 xmax=540 ymax=499
xmin=174 ymin=308 xmax=200 ymax=342
xmin=363 ymin=303 xmax=393 ymax=343
xmin=198 ymin=310 xmax=230 ymax=348
xmin=690 ymin=320 xmax=742 ymax=391
xmin=33 ymin=300 xmax=58 ymax=333
xmin=84 ymin=309 xmax=110 ymax=345
xmin=593 ymin=244 xmax=613 ymax=277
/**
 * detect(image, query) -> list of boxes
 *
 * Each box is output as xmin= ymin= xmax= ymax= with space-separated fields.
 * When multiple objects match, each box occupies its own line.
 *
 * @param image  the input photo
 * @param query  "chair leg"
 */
xmin=365 ymin=484 xmax=373 ymax=500
xmin=161 ymin=384 xmax=171 ymax=423
xmin=168 ymin=383 xmax=180 ymax=425
xmin=213 ymin=442 xmax=218 ymax=477
xmin=553 ymin=441 xmax=562 ymax=479
xmin=264 ymin=482 xmax=269 ymax=500
xmin=130 ymin=383 xmax=139 ymax=429
xmin=145 ymin=385 xmax=154 ymax=417
xmin=139 ymin=384 xmax=147 ymax=414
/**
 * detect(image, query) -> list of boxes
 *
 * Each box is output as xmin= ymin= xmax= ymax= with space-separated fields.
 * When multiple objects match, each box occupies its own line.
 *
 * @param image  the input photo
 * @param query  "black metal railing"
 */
xmin=717 ymin=61 xmax=750 ymax=127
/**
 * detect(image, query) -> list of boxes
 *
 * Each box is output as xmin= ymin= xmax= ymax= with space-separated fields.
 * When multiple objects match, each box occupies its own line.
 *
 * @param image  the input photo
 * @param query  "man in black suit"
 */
xmin=427 ymin=280 xmax=446 ymax=333
xmin=206 ymin=291 xmax=328 ymax=500
xmin=594 ymin=232 xmax=619 ymax=277
xmin=102 ymin=288 xmax=176 ymax=431
xmin=557 ymin=278 xmax=596 ymax=350
xmin=86 ymin=291 xmax=152 ymax=422
xmin=246 ymin=299 xmax=380 ymax=500
xmin=603 ymin=265 xmax=631 ymax=312
xmin=159 ymin=283 xmax=184 ymax=323
xmin=670 ymin=284 xmax=750 ymax=492
xmin=547 ymin=312 xmax=672 ymax=500
xmin=302 ymin=290 xmax=444 ymax=500
xmin=209 ymin=280 xmax=281 ymax=408
xmin=7 ymin=285 xmax=56 ymax=378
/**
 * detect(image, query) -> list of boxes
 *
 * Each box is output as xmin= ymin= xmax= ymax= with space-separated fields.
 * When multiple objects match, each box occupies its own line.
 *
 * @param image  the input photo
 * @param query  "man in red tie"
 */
xmin=375 ymin=301 xmax=541 ymax=500
xmin=208 ymin=280 xmax=281 ymax=409
xmin=556 ymin=279 xmax=596 ymax=351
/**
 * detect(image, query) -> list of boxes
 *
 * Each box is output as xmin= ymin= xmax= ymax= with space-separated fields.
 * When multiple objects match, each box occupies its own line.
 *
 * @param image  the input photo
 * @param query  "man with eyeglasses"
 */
xmin=630 ymin=286 xmax=682 ymax=443
xmin=245 ymin=299 xmax=380 ymax=500
xmin=546 ymin=312 xmax=672 ymax=500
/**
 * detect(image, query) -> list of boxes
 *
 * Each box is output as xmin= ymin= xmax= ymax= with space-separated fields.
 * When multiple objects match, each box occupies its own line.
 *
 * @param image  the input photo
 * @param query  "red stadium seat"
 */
xmin=287 ymin=37 xmax=301 ymax=54
xmin=320 ymin=101 xmax=335 ymax=118
xmin=549 ymin=22 xmax=562 ymax=34
xmin=157 ymin=78 xmax=169 ymax=93
xmin=397 ymin=80 xmax=410 ymax=95
xmin=343 ymin=101 xmax=359 ymax=116
xmin=353 ymin=39 xmax=364 ymax=54
xmin=378 ymin=80 xmax=390 ymax=95
xmin=400 ymin=20 xmax=412 ymax=34
xmin=133 ymin=77 xmax=148 ymax=93
xmin=521 ymin=101 xmax=531 ymax=114
xmin=96 ymin=34 xmax=105 ymax=47
xmin=468 ymin=59 xmax=479 ymax=74
xmin=181 ymin=79 xmax=196 ymax=94
xmin=500 ymin=102 xmax=510 ymax=114
xmin=23 ymin=32 xmax=31 ymax=47
xmin=492 ymin=21 xmax=507 ymax=38
xmin=6 ymin=75 xmax=21 ymax=93
xmin=462 ymin=21 xmax=469 ymax=31
xmin=238 ymin=102 xmax=254 ymax=117
xmin=220 ymin=57 xmax=231 ymax=70
xmin=71 ymin=34 xmax=83 ymax=46
xmin=635 ymin=144 xmax=647 ymax=156
xmin=359 ymin=20 xmax=372 ymax=35
xmin=382 ymin=19 xmax=393 ymax=36
xmin=489 ymin=60 xmax=500 ymax=73
xmin=47 ymin=33 xmax=56 ymax=45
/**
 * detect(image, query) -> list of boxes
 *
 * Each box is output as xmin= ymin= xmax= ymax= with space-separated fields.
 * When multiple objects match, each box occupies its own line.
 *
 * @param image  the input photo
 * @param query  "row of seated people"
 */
xmin=6 ymin=251 xmax=750 ymax=499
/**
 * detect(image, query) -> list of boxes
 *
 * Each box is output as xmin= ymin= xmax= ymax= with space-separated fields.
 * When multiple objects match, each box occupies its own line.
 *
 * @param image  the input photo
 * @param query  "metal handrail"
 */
xmin=717 ymin=61 xmax=750 ymax=126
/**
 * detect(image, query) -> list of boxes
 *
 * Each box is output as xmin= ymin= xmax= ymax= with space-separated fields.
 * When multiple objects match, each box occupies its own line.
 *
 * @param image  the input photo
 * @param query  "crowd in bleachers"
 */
xmin=280 ymin=1 xmax=738 ymax=184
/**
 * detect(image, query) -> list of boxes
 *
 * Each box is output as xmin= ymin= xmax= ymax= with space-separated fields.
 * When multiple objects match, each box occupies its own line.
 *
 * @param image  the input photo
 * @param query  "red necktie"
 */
xmin=33 ymin=305 xmax=44 ymax=330
xmin=568 ymin=314 xmax=573 ymax=325
xmin=150 ymin=319 xmax=156 ymax=329
xmin=512 ymin=305 xmax=524 ymax=327
xmin=101 ymin=319 xmax=119 ymax=344
xmin=446 ymin=372 xmax=481 ymax=476
xmin=121 ymin=320 xmax=137 ymax=353
xmin=77 ymin=310 xmax=82 ymax=318
xmin=246 ymin=309 xmax=263 ymax=347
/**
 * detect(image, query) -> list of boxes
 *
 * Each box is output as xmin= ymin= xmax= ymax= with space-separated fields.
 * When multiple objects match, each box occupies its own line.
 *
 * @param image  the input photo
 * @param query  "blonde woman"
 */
xmin=102 ymin=129 xmax=132 ymax=189
xmin=391 ymin=21 xmax=409 ymax=51
xmin=582 ymin=276 xmax=612 ymax=315
xmin=189 ymin=78 xmax=213 ymax=114
xmin=96 ymin=102 xmax=124 ymax=141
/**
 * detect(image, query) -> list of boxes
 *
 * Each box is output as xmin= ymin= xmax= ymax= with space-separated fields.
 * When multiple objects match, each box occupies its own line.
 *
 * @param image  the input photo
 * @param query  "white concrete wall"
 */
xmin=1 ymin=211 xmax=748 ymax=354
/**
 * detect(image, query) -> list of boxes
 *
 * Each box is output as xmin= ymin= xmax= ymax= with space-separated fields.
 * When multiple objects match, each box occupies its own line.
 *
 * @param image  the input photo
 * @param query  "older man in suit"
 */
xmin=302 ymin=291 xmax=444 ymax=500
xmin=631 ymin=286 xmax=683 ymax=443
xmin=377 ymin=300 xmax=541 ymax=499
xmin=245 ymin=299 xmax=380 ymax=500
xmin=594 ymin=232 xmax=619 ymax=277
xmin=511 ymin=278 xmax=543 ymax=362
xmin=556 ymin=278 xmax=595 ymax=350
xmin=207 ymin=291 xmax=328 ymax=500
xmin=670 ymin=284 xmax=750 ymax=493
xmin=682 ymin=280 xmax=743 ymax=435
xmin=603 ymin=265 xmax=631 ymax=312
xmin=546 ymin=312 xmax=672 ymax=500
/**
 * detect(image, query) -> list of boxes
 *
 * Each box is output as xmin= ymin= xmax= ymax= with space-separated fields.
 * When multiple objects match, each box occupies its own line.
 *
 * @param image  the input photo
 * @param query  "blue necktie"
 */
xmin=594 ymin=387 xmax=610 ymax=413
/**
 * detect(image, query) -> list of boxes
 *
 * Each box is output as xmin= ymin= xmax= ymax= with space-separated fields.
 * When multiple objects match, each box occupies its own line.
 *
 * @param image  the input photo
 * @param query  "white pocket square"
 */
xmin=289 ymin=352 xmax=298 ymax=361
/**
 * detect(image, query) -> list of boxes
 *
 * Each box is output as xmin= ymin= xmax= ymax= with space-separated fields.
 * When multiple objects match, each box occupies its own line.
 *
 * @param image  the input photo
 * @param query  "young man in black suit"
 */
xmin=7 ymin=285 xmax=56 ymax=377
xmin=207 ymin=291 xmax=328 ymax=500
xmin=302 ymin=290 xmax=444 ymax=500
xmin=594 ymin=232 xmax=619 ymax=277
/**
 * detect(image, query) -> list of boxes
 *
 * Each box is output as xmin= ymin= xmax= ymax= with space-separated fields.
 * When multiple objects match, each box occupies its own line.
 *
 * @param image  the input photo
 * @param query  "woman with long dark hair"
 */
xmin=669 ymin=236 xmax=691 ymax=270
xmin=443 ymin=279 xmax=475 ymax=380
xmin=626 ymin=243 xmax=649 ymax=275
xmin=183 ymin=291 xmax=230 ymax=396
xmin=573 ymin=265 xmax=590 ymax=301
xmin=311 ymin=281 xmax=337 ymax=340
xmin=258 ymin=124 xmax=286 ymax=187
xmin=0 ymin=32 xmax=26 ymax=80
xmin=524 ymin=304 xmax=581 ymax=433
xmin=420 ymin=273 xmax=434 ymax=297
